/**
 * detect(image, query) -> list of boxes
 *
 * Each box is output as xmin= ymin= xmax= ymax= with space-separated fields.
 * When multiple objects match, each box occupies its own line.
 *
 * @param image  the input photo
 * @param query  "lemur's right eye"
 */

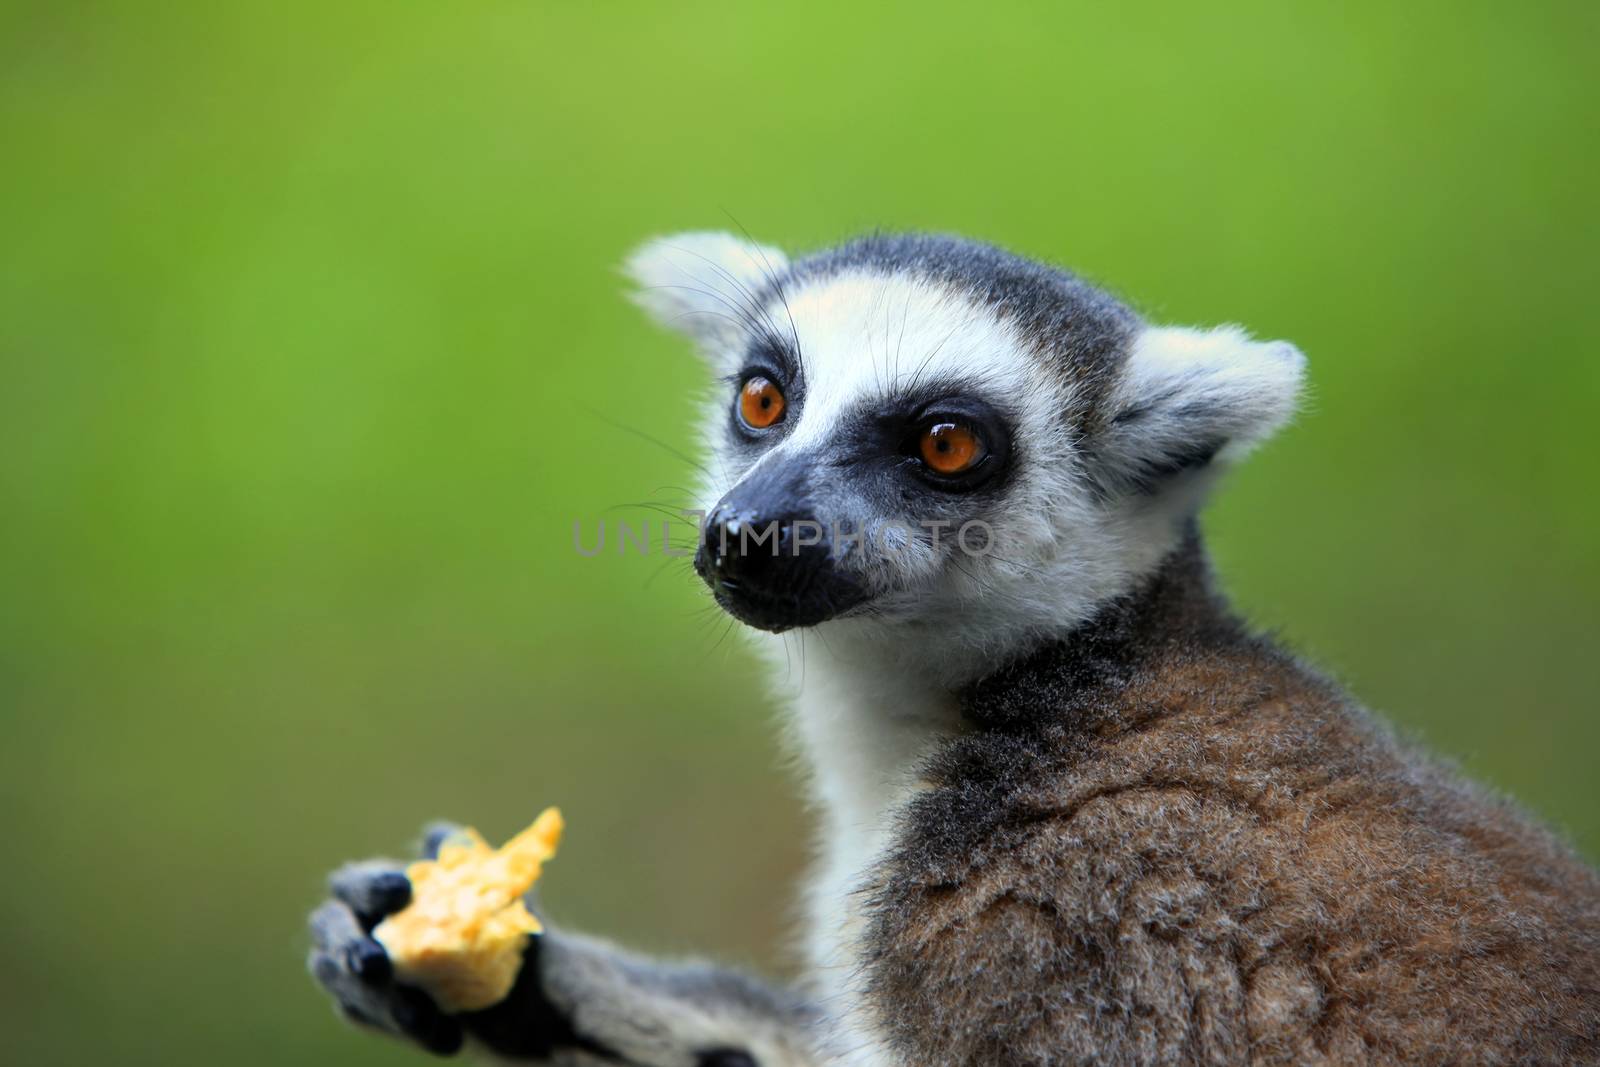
xmin=918 ymin=422 xmax=985 ymax=475
xmin=738 ymin=376 xmax=786 ymax=430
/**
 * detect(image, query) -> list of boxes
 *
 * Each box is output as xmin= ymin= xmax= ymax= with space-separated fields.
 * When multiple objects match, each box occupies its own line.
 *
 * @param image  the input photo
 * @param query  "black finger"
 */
xmin=309 ymin=944 xmax=398 ymax=1038
xmin=308 ymin=903 xmax=389 ymax=986
xmin=392 ymin=983 xmax=464 ymax=1056
xmin=329 ymin=862 xmax=412 ymax=927
xmin=344 ymin=937 xmax=392 ymax=984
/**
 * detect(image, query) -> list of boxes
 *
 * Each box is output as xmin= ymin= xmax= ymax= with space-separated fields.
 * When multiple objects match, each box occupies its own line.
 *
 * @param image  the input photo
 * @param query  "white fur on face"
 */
xmin=762 ymin=271 xmax=1032 ymax=449
xmin=626 ymin=233 xmax=1305 ymax=686
xmin=764 ymin=271 xmax=1116 ymax=672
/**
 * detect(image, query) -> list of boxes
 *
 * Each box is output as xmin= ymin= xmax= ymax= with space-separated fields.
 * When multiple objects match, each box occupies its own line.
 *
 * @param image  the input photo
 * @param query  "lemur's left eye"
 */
xmin=919 ymin=422 xmax=985 ymax=475
xmin=738 ymin=376 xmax=786 ymax=430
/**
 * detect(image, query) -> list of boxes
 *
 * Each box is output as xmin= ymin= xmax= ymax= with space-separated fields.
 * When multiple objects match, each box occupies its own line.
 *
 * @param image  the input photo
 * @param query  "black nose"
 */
xmin=694 ymin=498 xmax=867 ymax=632
xmin=696 ymin=458 xmax=871 ymax=631
xmin=697 ymin=503 xmax=832 ymax=593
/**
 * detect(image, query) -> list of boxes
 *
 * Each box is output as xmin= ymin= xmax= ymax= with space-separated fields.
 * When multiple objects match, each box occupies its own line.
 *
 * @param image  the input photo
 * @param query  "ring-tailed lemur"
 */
xmin=310 ymin=233 xmax=1600 ymax=1065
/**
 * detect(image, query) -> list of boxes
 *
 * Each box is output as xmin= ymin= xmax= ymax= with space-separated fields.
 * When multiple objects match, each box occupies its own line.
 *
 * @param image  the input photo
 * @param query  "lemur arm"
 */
xmin=496 ymin=929 xmax=828 ymax=1066
xmin=308 ymin=839 xmax=831 ymax=1067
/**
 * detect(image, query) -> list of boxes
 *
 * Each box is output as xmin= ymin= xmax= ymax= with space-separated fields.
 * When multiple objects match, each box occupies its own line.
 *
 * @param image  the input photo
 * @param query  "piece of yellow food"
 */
xmin=372 ymin=808 xmax=563 ymax=1013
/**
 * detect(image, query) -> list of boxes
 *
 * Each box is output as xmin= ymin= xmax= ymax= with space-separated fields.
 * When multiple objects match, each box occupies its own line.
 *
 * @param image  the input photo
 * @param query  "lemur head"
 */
xmin=627 ymin=232 xmax=1303 ymax=671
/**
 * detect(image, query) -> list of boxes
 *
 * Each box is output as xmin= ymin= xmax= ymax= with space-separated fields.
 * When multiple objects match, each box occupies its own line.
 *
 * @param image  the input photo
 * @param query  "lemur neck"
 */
xmin=777 ymin=629 xmax=962 ymax=841
xmin=960 ymin=527 xmax=1244 ymax=725
xmin=775 ymin=526 xmax=1233 ymax=834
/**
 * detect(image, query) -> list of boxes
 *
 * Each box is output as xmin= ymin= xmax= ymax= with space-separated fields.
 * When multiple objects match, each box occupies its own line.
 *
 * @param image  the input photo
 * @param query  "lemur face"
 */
xmin=629 ymin=233 xmax=1304 ymax=645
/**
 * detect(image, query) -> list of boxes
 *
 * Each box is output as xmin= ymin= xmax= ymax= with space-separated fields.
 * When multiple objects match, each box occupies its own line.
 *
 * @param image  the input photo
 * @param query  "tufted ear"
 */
xmin=623 ymin=231 xmax=790 ymax=354
xmin=1089 ymin=325 xmax=1306 ymax=496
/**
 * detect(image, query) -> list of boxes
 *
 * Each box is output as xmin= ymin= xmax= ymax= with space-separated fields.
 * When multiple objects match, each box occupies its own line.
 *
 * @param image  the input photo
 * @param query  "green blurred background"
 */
xmin=2 ymin=2 xmax=1595 ymax=1063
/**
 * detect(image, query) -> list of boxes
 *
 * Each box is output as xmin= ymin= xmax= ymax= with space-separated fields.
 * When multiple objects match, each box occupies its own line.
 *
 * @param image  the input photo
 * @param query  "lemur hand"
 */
xmin=311 ymin=823 xmax=815 ymax=1066
xmin=308 ymin=822 xmax=579 ymax=1060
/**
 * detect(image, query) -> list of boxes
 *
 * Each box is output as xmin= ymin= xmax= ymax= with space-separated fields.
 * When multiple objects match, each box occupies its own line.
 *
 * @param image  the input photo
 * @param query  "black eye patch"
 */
xmin=832 ymin=383 xmax=1015 ymax=495
xmin=723 ymin=338 xmax=805 ymax=445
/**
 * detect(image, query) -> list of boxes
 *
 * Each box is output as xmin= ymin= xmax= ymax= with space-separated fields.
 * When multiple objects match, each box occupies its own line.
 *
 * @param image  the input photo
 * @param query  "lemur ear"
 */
xmin=623 ymin=231 xmax=790 ymax=354
xmin=1090 ymin=325 xmax=1306 ymax=496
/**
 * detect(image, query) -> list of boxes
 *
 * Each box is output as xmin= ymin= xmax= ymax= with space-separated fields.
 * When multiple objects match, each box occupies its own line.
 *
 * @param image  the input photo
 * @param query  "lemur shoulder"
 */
xmin=311 ymin=232 xmax=1600 ymax=1066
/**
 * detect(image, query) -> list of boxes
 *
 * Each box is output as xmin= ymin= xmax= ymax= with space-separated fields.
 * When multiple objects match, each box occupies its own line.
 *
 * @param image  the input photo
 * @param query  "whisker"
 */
xmin=721 ymin=210 xmax=804 ymax=367
xmin=644 ymin=557 xmax=697 ymax=591
xmin=893 ymin=286 xmax=913 ymax=388
xmin=904 ymin=311 xmax=972 ymax=395
xmin=663 ymin=244 xmax=789 ymax=355
xmin=583 ymin=407 xmax=714 ymax=480
xmin=642 ymin=282 xmax=772 ymax=347
xmin=704 ymin=614 xmax=739 ymax=661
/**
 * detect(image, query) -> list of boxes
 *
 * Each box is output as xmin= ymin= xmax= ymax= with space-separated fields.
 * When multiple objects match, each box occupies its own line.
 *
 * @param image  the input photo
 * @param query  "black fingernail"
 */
xmin=369 ymin=871 xmax=412 ymax=914
xmin=347 ymin=939 xmax=391 ymax=983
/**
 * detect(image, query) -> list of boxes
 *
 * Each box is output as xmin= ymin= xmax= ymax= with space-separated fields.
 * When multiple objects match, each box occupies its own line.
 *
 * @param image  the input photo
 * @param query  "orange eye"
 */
xmin=738 ymin=376 xmax=786 ymax=429
xmin=919 ymin=422 xmax=984 ymax=475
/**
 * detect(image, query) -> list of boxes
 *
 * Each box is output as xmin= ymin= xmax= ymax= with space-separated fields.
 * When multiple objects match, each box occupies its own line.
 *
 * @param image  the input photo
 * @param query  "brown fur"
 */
xmin=864 ymin=532 xmax=1600 ymax=1066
